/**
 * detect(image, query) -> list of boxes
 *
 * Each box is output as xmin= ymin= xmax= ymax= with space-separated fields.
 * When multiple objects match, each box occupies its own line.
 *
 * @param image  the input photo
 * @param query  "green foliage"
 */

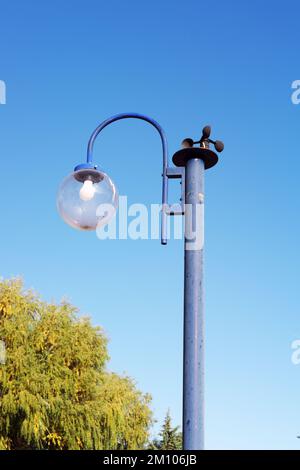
xmin=148 ymin=410 xmax=182 ymax=450
xmin=0 ymin=278 xmax=152 ymax=450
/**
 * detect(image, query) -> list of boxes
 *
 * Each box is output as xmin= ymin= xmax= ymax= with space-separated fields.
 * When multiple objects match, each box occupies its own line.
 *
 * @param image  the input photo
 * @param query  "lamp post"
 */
xmin=57 ymin=113 xmax=224 ymax=450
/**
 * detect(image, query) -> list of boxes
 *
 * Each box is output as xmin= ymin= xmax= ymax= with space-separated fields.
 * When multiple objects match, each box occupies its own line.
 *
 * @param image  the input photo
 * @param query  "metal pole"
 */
xmin=183 ymin=157 xmax=205 ymax=450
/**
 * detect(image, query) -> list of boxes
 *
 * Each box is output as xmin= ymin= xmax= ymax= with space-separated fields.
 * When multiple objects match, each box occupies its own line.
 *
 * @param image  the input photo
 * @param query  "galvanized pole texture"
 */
xmin=183 ymin=157 xmax=205 ymax=450
xmin=173 ymin=128 xmax=221 ymax=451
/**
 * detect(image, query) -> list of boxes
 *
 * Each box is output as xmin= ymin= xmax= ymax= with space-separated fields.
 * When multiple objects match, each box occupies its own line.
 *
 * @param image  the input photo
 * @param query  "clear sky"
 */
xmin=0 ymin=0 xmax=300 ymax=449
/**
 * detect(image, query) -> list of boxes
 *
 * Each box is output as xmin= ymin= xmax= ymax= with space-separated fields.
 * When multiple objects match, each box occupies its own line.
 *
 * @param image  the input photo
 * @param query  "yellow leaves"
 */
xmin=0 ymin=436 xmax=11 ymax=450
xmin=35 ymin=328 xmax=58 ymax=353
xmin=98 ymin=373 xmax=153 ymax=450
xmin=76 ymin=436 xmax=83 ymax=449
xmin=0 ymin=278 xmax=37 ymax=321
xmin=0 ymin=298 xmax=12 ymax=318
xmin=43 ymin=432 xmax=64 ymax=449
xmin=33 ymin=414 xmax=41 ymax=434
xmin=0 ymin=278 xmax=152 ymax=450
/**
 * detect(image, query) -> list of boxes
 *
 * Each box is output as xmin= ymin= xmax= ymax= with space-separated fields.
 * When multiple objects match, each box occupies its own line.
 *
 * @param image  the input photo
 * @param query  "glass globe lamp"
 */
xmin=57 ymin=168 xmax=118 ymax=230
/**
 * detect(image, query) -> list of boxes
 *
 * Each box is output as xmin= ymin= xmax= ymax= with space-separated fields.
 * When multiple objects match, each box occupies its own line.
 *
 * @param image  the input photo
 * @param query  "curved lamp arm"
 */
xmin=85 ymin=113 xmax=169 ymax=245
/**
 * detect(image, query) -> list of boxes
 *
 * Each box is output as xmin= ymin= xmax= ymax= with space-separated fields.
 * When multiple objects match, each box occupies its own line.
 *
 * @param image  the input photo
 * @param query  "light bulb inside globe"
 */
xmin=57 ymin=168 xmax=118 ymax=231
xmin=79 ymin=179 xmax=96 ymax=201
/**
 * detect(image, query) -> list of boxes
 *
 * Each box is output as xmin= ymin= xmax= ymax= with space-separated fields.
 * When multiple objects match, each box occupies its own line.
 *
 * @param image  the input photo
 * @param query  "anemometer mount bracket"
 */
xmin=172 ymin=147 xmax=219 ymax=169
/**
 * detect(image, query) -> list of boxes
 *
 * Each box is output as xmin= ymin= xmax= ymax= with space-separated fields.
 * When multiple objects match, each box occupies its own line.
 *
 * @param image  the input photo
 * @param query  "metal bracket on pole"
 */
xmin=165 ymin=167 xmax=185 ymax=216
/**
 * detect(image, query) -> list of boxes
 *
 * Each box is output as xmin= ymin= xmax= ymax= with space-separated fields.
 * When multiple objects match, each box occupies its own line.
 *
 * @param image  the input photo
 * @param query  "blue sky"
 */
xmin=0 ymin=0 xmax=300 ymax=449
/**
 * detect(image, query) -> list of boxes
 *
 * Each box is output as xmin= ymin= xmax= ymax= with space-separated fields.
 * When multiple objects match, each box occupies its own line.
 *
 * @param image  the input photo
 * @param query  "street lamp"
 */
xmin=57 ymin=112 xmax=224 ymax=450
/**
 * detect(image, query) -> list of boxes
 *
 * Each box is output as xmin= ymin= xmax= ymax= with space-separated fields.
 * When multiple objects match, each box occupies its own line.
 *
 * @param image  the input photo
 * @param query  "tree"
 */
xmin=148 ymin=411 xmax=182 ymax=450
xmin=0 ymin=278 xmax=152 ymax=450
